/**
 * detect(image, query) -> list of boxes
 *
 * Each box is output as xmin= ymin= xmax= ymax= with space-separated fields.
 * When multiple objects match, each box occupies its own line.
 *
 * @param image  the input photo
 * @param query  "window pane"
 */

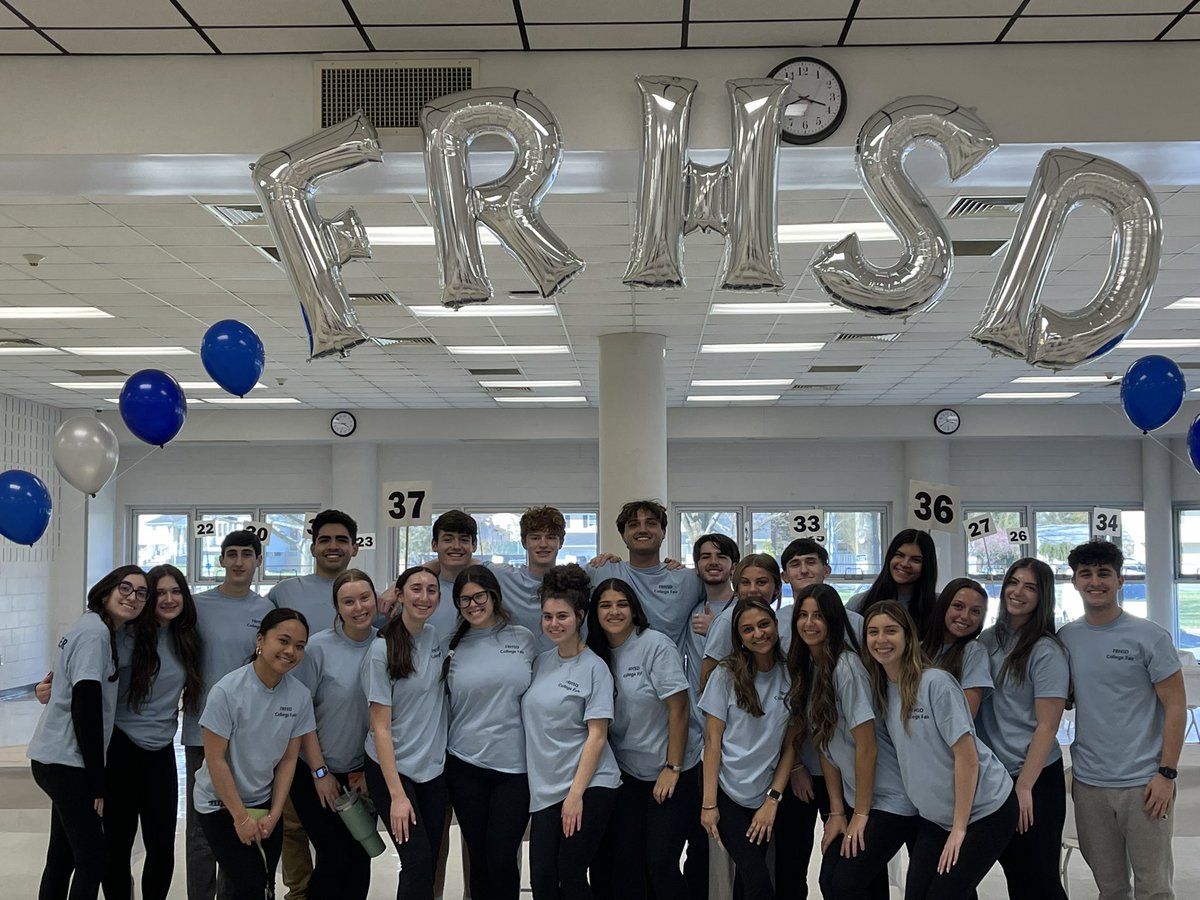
xmin=397 ymin=523 xmax=435 ymax=571
xmin=263 ymin=512 xmax=314 ymax=579
xmin=965 ymin=510 xmax=1026 ymax=579
xmin=750 ymin=512 xmax=792 ymax=559
xmin=134 ymin=513 xmax=189 ymax=578
xmin=1177 ymin=583 xmax=1200 ymax=659
xmin=196 ymin=513 xmax=254 ymax=585
xmin=476 ymin=513 xmax=524 ymax=565
xmin=1119 ymin=510 xmax=1146 ymax=577
xmin=679 ymin=511 xmax=738 ymax=565
xmin=1034 ymin=511 xmax=1091 ymax=575
xmin=826 ymin=511 xmax=883 ymax=579
xmin=560 ymin=512 xmax=598 ymax=566
xmin=1179 ymin=509 xmax=1200 ymax=578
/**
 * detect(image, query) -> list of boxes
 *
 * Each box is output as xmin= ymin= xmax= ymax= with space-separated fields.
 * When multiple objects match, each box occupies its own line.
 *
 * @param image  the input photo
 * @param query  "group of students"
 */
xmin=25 ymin=500 xmax=1187 ymax=900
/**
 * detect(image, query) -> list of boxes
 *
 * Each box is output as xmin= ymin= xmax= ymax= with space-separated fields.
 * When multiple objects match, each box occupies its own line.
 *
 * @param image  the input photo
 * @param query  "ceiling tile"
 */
xmin=365 ymin=25 xmax=523 ymax=50
xmin=183 ymin=0 xmax=352 ymax=26
xmin=689 ymin=19 xmax=845 ymax=46
xmin=689 ymin=0 xmax=853 ymax=19
xmin=211 ymin=26 xmax=367 ymax=53
xmin=46 ymin=28 xmax=214 ymax=54
xmin=352 ymin=0 xmax=517 ymax=24
xmin=9 ymin=0 xmax=189 ymax=27
xmin=1023 ymin=0 xmax=1177 ymax=12
xmin=1003 ymin=14 xmax=1174 ymax=41
xmin=856 ymin=0 xmax=1021 ymax=14
xmin=522 ymin=0 xmax=683 ymax=22
xmin=0 ymin=29 xmax=60 ymax=53
xmin=1163 ymin=14 xmax=1200 ymax=40
xmin=847 ymin=16 xmax=1005 ymax=43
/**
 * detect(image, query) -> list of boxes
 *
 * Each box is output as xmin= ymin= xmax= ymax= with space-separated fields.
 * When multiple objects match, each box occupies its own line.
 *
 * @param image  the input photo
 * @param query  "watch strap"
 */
xmin=312 ymin=766 xmax=329 ymax=779
xmin=1158 ymin=766 xmax=1178 ymax=780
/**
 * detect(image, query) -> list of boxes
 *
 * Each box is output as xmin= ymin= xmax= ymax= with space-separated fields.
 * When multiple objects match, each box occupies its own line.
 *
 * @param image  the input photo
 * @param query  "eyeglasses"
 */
xmin=117 ymin=581 xmax=148 ymax=602
xmin=455 ymin=590 xmax=493 ymax=609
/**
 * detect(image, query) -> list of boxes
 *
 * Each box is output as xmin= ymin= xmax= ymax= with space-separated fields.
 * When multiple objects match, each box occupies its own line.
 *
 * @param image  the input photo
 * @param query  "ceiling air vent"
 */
xmin=833 ymin=332 xmax=901 ymax=343
xmin=350 ymin=293 xmax=401 ymax=306
xmin=791 ymin=384 xmax=841 ymax=391
xmin=467 ymin=368 xmax=521 ymax=376
xmin=485 ymin=386 xmax=533 ymax=393
xmin=0 ymin=338 xmax=46 ymax=348
xmin=256 ymin=246 xmax=282 ymax=263
xmin=317 ymin=60 xmax=479 ymax=133
xmin=945 ymin=196 xmax=1025 ymax=219
xmin=69 ymin=369 xmax=127 ymax=377
xmin=953 ymin=239 xmax=1010 ymax=258
xmin=377 ymin=337 xmax=437 ymax=346
xmin=206 ymin=203 xmax=265 ymax=226
xmin=808 ymin=364 xmax=861 ymax=373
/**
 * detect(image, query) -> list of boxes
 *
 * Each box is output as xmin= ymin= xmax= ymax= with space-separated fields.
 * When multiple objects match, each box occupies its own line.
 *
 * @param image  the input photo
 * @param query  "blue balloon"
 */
xmin=119 ymin=370 xmax=187 ymax=447
xmin=1189 ymin=415 xmax=1200 ymax=475
xmin=0 ymin=469 xmax=51 ymax=546
xmin=1121 ymin=355 xmax=1185 ymax=433
xmin=201 ymin=319 xmax=265 ymax=398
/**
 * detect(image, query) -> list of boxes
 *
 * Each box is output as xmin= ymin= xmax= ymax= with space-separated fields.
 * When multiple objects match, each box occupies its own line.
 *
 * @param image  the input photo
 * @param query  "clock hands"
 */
xmin=793 ymin=94 xmax=828 ymax=109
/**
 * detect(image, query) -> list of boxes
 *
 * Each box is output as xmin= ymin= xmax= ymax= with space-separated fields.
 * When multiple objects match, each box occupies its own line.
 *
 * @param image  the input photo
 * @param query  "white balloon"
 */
xmin=53 ymin=417 xmax=119 ymax=497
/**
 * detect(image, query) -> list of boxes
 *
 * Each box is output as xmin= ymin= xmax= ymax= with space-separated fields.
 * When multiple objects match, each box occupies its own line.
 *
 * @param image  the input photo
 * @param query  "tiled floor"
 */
xmin=2 ymin=697 xmax=1196 ymax=899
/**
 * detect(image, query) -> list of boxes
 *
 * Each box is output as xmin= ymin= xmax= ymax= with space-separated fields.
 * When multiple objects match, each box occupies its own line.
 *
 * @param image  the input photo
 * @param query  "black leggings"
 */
xmin=31 ymin=760 xmax=106 ymax=900
xmin=529 ymin=786 xmax=618 ymax=900
xmin=714 ymin=788 xmax=778 ymax=900
xmin=198 ymin=809 xmax=284 ymax=900
xmin=778 ymin=773 xmax=829 ymax=899
xmin=818 ymin=809 xmax=917 ymax=900
xmin=444 ymin=755 xmax=530 ymax=900
xmin=364 ymin=757 xmax=448 ymax=900
xmin=289 ymin=768 xmax=372 ymax=900
xmin=905 ymin=789 xmax=1018 ymax=900
xmin=101 ymin=727 xmax=178 ymax=900
xmin=995 ymin=758 xmax=1068 ymax=900
xmin=593 ymin=764 xmax=699 ymax=900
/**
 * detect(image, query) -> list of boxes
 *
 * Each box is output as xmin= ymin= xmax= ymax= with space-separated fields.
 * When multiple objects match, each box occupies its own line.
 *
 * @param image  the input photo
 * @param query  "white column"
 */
xmin=329 ymin=442 xmax=383 ymax=582
xmin=598 ymin=333 xmax=667 ymax=556
xmin=902 ymin=439 xmax=955 ymax=580
xmin=1141 ymin=438 xmax=1175 ymax=634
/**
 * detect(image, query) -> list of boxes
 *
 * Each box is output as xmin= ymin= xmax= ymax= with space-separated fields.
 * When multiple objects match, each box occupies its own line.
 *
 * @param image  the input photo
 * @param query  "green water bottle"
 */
xmin=334 ymin=790 xmax=386 ymax=858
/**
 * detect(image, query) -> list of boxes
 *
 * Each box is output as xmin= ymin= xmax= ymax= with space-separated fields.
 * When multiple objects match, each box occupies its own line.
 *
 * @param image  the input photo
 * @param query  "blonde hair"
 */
xmin=860 ymin=601 xmax=927 ymax=733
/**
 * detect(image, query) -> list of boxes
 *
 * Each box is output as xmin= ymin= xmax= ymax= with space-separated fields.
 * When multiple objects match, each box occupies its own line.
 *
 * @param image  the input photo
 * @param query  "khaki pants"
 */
xmin=1073 ymin=777 xmax=1174 ymax=900
xmin=281 ymin=796 xmax=313 ymax=900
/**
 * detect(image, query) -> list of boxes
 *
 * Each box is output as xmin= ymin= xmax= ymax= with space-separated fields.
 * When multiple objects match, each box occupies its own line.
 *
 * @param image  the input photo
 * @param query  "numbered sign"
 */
xmin=240 ymin=520 xmax=273 ymax=544
xmin=355 ymin=532 xmax=376 ymax=550
xmin=1007 ymin=527 xmax=1030 ymax=545
xmin=194 ymin=519 xmax=217 ymax=538
xmin=1091 ymin=507 xmax=1122 ymax=539
xmin=786 ymin=509 xmax=826 ymax=543
xmin=907 ymin=480 xmax=962 ymax=534
xmin=963 ymin=514 xmax=995 ymax=543
xmin=303 ymin=511 xmax=318 ymax=539
xmin=381 ymin=481 xmax=433 ymax=527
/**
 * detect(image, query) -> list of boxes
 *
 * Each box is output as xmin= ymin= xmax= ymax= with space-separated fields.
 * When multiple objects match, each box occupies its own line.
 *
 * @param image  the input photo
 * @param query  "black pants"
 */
xmin=593 ymin=764 xmax=699 ymax=900
xmin=31 ymin=760 xmax=106 ymax=900
xmin=288 ymin=768 xmax=372 ymax=900
xmin=714 ymin=788 xmax=778 ymax=900
xmin=995 ymin=758 xmax=1068 ymax=900
xmin=364 ymin=757 xmax=448 ymax=900
xmin=777 ymin=773 xmax=829 ymax=899
xmin=818 ymin=809 xmax=916 ymax=900
xmin=905 ymin=789 xmax=1018 ymax=900
xmin=197 ymin=809 xmax=284 ymax=900
xmin=444 ymin=755 xmax=530 ymax=900
xmin=529 ymin=786 xmax=618 ymax=900
xmin=186 ymin=744 xmax=235 ymax=900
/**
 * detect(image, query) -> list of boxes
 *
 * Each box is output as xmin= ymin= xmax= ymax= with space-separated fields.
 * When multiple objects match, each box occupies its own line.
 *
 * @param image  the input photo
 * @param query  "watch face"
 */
xmin=330 ymin=411 xmax=356 ymax=437
xmin=934 ymin=408 xmax=961 ymax=435
xmin=769 ymin=56 xmax=846 ymax=145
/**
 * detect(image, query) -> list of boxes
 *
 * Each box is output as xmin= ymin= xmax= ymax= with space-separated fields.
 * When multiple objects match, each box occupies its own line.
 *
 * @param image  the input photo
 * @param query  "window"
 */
xmin=677 ymin=510 xmax=740 ymax=563
xmin=134 ymin=512 xmax=189 ymax=577
xmin=1176 ymin=508 xmax=1200 ymax=658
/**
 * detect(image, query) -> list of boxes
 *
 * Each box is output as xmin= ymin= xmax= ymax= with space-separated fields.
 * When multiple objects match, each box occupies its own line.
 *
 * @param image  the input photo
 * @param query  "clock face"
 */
xmin=330 ymin=411 xmax=356 ymax=437
xmin=769 ymin=57 xmax=846 ymax=146
xmin=934 ymin=408 xmax=961 ymax=435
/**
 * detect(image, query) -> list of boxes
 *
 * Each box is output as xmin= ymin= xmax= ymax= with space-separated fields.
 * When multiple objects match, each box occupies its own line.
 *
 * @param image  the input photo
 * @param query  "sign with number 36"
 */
xmin=907 ymin=480 xmax=962 ymax=534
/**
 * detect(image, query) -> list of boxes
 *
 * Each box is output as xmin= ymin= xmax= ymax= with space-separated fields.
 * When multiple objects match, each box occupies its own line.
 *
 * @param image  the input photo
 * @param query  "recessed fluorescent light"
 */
xmin=691 ymin=379 xmax=794 ymax=387
xmin=1121 ymin=339 xmax=1200 ymax=349
xmin=479 ymin=380 xmax=582 ymax=388
xmin=1165 ymin=297 xmax=1200 ymax=310
xmin=0 ymin=347 xmax=63 ymax=355
xmin=203 ymin=397 xmax=302 ymax=405
xmin=710 ymin=302 xmax=842 ymax=315
xmin=407 ymin=304 xmax=555 ymax=318
xmin=1011 ymin=375 xmax=1117 ymax=384
xmin=700 ymin=342 xmax=824 ymax=353
xmin=977 ymin=392 xmax=1079 ymax=400
xmin=366 ymin=226 xmax=500 ymax=246
xmin=493 ymin=396 xmax=586 ymax=403
xmin=778 ymin=223 xmax=897 ymax=243
xmin=446 ymin=345 xmax=569 ymax=355
xmin=0 ymin=306 xmax=112 ymax=319
xmin=63 ymin=346 xmax=195 ymax=356
xmin=687 ymin=394 xmax=781 ymax=402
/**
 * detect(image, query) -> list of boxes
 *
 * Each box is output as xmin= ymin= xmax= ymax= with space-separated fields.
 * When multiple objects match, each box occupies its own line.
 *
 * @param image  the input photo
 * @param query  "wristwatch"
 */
xmin=766 ymin=788 xmax=783 ymax=802
xmin=662 ymin=763 xmax=683 ymax=773
xmin=1158 ymin=766 xmax=1178 ymax=780
xmin=312 ymin=766 xmax=329 ymax=779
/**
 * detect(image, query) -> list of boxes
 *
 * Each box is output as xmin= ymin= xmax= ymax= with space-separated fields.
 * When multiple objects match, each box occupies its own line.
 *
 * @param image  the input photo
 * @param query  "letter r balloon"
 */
xmin=251 ymin=112 xmax=381 ymax=360
xmin=420 ymin=88 xmax=584 ymax=308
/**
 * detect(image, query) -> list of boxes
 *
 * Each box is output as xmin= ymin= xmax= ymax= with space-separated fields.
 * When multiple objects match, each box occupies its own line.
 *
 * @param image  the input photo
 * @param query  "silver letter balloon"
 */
xmin=251 ymin=112 xmax=381 ymax=360
xmin=623 ymin=75 xmax=789 ymax=292
xmin=971 ymin=148 xmax=1162 ymax=368
xmin=420 ymin=88 xmax=584 ymax=308
xmin=812 ymin=96 xmax=998 ymax=317
xmin=52 ymin=416 xmax=119 ymax=497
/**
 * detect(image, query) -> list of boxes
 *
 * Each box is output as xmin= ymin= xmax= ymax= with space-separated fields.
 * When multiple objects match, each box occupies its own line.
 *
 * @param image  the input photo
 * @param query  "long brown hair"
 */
xmin=441 ymin=565 xmax=511 ymax=682
xmin=994 ymin=558 xmax=1063 ymax=684
xmin=128 ymin=564 xmax=203 ymax=715
xmin=860 ymin=601 xmax=926 ymax=733
xmin=380 ymin=566 xmax=437 ymax=680
xmin=720 ymin=598 xmax=784 ymax=718
xmin=86 ymin=565 xmax=146 ymax=683
xmin=920 ymin=577 xmax=987 ymax=683
xmin=786 ymin=584 xmax=854 ymax=752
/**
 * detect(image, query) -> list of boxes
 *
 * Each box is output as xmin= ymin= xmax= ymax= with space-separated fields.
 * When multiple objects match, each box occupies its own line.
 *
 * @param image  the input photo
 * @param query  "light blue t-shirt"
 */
xmin=704 ymin=602 xmax=863 ymax=663
xmin=1058 ymin=611 xmax=1181 ymax=788
xmin=267 ymin=573 xmax=339 ymax=635
xmin=192 ymin=664 xmax=315 ymax=811
xmin=444 ymin=623 xmax=536 ymax=773
xmin=884 ymin=668 xmax=1012 ymax=830
xmin=28 ymin=612 xmax=118 ymax=769
xmin=977 ymin=628 xmax=1070 ymax=776
xmin=362 ymin=625 xmax=448 ymax=783
xmin=608 ymin=628 xmax=702 ymax=780
xmin=684 ymin=596 xmax=736 ymax=698
xmin=935 ymin=640 xmax=994 ymax=693
xmin=486 ymin=562 xmax=553 ymax=653
xmin=522 ymin=648 xmax=622 ymax=812
xmin=591 ymin=561 xmax=704 ymax=647
xmin=186 ymin=587 xmax=275 ymax=747
xmin=817 ymin=653 xmax=876 ymax=811
xmin=698 ymin=662 xmax=791 ymax=809
xmin=429 ymin=574 xmax=463 ymax=642
xmin=292 ymin=621 xmax=376 ymax=774
xmin=115 ymin=625 xmax=186 ymax=751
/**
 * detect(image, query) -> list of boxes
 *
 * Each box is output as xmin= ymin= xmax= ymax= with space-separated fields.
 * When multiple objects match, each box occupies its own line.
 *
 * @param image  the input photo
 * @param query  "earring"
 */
xmin=256 ymin=648 xmax=261 ymax=656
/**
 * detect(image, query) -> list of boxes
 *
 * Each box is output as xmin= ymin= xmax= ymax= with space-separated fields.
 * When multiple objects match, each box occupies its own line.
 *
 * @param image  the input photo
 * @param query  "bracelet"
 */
xmin=853 ymin=812 xmax=870 ymax=819
xmin=239 ymin=816 xmax=252 ymax=827
xmin=701 ymin=804 xmax=718 ymax=810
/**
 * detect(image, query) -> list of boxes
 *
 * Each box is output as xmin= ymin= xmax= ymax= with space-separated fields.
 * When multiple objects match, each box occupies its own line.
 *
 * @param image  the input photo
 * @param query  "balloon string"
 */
xmin=1102 ymin=403 xmax=1197 ymax=478
xmin=58 ymin=445 xmax=161 ymax=518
